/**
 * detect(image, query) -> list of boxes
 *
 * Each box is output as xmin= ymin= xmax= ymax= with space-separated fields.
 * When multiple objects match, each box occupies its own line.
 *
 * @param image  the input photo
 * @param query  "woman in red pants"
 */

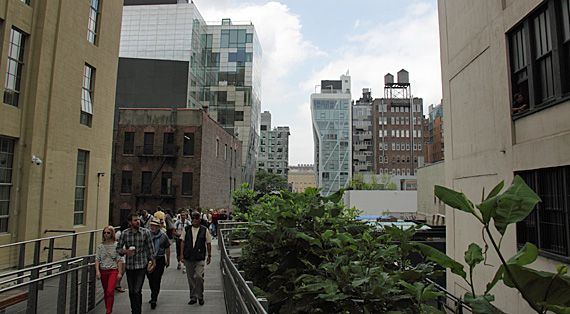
xmin=95 ymin=226 xmax=122 ymax=314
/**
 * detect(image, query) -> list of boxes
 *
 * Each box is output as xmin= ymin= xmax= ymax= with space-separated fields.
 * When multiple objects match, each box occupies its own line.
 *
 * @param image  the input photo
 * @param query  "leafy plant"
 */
xmin=231 ymin=182 xmax=257 ymax=215
xmin=254 ymin=169 xmax=289 ymax=193
xmin=425 ymin=175 xmax=570 ymax=313
xmin=239 ymin=187 xmax=444 ymax=313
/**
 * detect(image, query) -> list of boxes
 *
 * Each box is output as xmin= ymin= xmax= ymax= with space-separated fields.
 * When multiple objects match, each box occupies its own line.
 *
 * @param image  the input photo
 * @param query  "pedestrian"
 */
xmin=146 ymin=218 xmax=171 ymax=310
xmin=139 ymin=210 xmax=152 ymax=230
xmin=114 ymin=220 xmax=130 ymax=293
xmin=95 ymin=226 xmax=121 ymax=314
xmin=154 ymin=208 xmax=167 ymax=233
xmin=211 ymin=209 xmax=220 ymax=238
xmin=116 ymin=213 xmax=156 ymax=314
xmin=179 ymin=212 xmax=212 ymax=306
xmin=165 ymin=209 xmax=175 ymax=239
xmin=173 ymin=211 xmax=191 ymax=273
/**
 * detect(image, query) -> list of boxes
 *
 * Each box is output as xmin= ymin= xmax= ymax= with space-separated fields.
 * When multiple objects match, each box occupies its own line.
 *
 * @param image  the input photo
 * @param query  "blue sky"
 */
xmin=193 ymin=0 xmax=442 ymax=165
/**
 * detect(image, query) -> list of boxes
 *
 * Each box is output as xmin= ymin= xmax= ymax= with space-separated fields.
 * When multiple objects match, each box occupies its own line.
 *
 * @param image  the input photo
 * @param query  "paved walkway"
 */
xmin=90 ymin=238 xmax=226 ymax=314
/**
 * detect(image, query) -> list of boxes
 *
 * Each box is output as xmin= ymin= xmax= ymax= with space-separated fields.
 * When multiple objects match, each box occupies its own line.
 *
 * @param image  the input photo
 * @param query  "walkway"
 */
xmin=90 ymin=238 xmax=226 ymax=314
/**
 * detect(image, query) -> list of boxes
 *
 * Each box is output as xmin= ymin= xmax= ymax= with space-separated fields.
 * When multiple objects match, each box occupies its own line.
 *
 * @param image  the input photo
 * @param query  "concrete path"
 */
xmin=90 ymin=238 xmax=226 ymax=314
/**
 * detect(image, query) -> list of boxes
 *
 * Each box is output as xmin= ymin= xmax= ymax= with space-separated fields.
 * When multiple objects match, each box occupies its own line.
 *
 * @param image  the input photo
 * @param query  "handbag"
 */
xmin=147 ymin=260 xmax=153 ymax=272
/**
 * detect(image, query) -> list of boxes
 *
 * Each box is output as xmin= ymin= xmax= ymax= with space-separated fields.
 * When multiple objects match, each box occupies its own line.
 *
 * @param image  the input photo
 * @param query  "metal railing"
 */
xmin=425 ymin=278 xmax=472 ymax=313
xmin=218 ymin=221 xmax=268 ymax=314
xmin=0 ymin=229 xmax=105 ymax=313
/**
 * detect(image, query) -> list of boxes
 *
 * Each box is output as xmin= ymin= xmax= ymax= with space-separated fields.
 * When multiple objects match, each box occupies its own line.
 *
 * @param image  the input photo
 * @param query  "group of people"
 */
xmin=95 ymin=206 xmax=224 ymax=314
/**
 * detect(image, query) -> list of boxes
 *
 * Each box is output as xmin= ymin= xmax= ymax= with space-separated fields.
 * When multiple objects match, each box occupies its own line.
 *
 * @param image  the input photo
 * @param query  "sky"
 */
xmin=192 ymin=0 xmax=442 ymax=166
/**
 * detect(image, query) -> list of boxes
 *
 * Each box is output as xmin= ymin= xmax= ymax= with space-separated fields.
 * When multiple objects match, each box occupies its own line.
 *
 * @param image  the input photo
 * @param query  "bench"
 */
xmin=0 ymin=290 xmax=28 ymax=313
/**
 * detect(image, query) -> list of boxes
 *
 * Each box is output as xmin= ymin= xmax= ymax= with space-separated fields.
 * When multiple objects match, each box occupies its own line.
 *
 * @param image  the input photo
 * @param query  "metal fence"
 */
xmin=0 ymin=229 xmax=105 ymax=313
xmin=218 ymin=221 xmax=268 ymax=314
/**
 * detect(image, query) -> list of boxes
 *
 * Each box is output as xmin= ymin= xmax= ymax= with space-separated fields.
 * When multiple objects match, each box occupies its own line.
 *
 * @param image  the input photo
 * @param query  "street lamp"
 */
xmin=96 ymin=173 xmax=105 ymax=230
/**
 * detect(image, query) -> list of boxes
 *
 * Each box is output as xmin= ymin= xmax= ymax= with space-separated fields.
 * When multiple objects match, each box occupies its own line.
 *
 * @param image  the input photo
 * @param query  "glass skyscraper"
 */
xmin=311 ymin=74 xmax=352 ymax=196
xmin=119 ymin=1 xmax=262 ymax=185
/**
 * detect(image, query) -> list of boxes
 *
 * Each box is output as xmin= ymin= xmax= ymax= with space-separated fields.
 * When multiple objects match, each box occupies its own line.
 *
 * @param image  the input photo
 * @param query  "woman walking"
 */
xmin=95 ymin=226 xmax=122 ymax=314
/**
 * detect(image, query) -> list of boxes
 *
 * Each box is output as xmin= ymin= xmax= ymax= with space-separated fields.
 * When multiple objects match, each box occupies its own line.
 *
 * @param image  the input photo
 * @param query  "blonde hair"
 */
xmin=101 ymin=226 xmax=116 ymax=243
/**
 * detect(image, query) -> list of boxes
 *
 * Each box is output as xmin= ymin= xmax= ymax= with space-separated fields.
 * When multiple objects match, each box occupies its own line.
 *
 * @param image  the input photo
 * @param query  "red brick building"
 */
xmin=110 ymin=108 xmax=242 ymax=225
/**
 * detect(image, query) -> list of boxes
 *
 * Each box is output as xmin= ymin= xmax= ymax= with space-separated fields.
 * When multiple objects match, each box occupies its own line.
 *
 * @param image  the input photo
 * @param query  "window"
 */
xmin=81 ymin=64 xmax=95 ymax=126
xmin=183 ymin=133 xmax=194 ymax=156
xmin=384 ymin=143 xmax=388 ymax=150
xmin=141 ymin=171 xmax=152 ymax=194
xmin=235 ymin=111 xmax=244 ymax=121
xmin=143 ymin=133 xmax=154 ymax=155
xmin=216 ymin=139 xmax=219 ymax=157
xmin=406 ymin=143 xmax=410 ymax=150
xmin=121 ymin=171 xmax=132 ymax=194
xmin=224 ymin=144 xmax=228 ymax=160
xmin=4 ymin=28 xmax=26 ymax=107
xmin=0 ymin=136 xmax=15 ymax=232
xmin=391 ymin=117 xmax=395 ymax=125
xmin=87 ymin=0 xmax=100 ymax=44
xmin=20 ymin=0 xmax=30 ymax=4
xmin=396 ymin=143 xmax=400 ymax=150
xmin=391 ymin=130 xmax=395 ymax=137
xmin=508 ymin=0 xmax=569 ymax=113
xmin=182 ymin=172 xmax=193 ymax=196
xmin=161 ymin=172 xmax=172 ymax=195
xmin=163 ymin=132 xmax=174 ymax=155
xmin=123 ymin=132 xmax=134 ymax=154
xmin=396 ymin=117 xmax=400 ymax=125
xmin=392 ymin=143 xmax=395 ymax=150
xmin=517 ymin=165 xmax=570 ymax=262
xmin=74 ymin=150 xmax=89 ymax=225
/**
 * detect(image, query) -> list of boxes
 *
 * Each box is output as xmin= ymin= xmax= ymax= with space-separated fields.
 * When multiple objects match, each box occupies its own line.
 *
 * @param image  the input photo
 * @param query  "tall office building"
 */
xmin=352 ymin=88 xmax=374 ymax=173
xmin=117 ymin=0 xmax=262 ymax=186
xmin=424 ymin=103 xmax=444 ymax=164
xmin=311 ymin=74 xmax=352 ymax=196
xmin=257 ymin=111 xmax=290 ymax=178
xmin=373 ymin=70 xmax=424 ymax=177
xmin=0 ymin=0 xmax=123 ymax=242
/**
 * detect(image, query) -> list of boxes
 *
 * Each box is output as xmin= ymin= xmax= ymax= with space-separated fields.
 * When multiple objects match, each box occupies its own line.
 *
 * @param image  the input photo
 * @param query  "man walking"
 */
xmin=173 ymin=211 xmax=191 ymax=273
xmin=179 ymin=212 xmax=212 ymax=306
xmin=116 ymin=213 xmax=156 ymax=314
xmin=147 ymin=218 xmax=170 ymax=310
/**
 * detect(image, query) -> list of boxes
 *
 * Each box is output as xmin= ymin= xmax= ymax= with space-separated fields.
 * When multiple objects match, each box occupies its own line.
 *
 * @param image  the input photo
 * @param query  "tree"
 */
xmin=346 ymin=172 xmax=397 ymax=190
xmin=253 ymin=169 xmax=288 ymax=193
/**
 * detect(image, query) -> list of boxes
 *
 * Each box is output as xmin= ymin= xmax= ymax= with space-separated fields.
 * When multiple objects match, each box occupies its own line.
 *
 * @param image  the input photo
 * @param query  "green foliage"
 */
xmin=254 ymin=169 xmax=288 ymax=193
xmin=231 ymin=183 xmax=257 ymax=214
xmin=239 ymin=188 xmax=443 ymax=313
xmin=346 ymin=172 xmax=397 ymax=190
xmin=427 ymin=175 xmax=570 ymax=313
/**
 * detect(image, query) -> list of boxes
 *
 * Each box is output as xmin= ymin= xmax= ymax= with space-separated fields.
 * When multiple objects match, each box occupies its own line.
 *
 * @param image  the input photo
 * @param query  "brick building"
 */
xmin=110 ymin=108 xmax=242 ymax=225
xmin=424 ymin=103 xmax=444 ymax=164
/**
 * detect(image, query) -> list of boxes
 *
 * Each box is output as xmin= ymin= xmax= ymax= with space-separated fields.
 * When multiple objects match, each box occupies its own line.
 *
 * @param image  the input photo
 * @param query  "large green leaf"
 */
xmin=493 ymin=175 xmax=541 ymax=235
xmin=414 ymin=242 xmax=466 ymax=279
xmin=464 ymin=243 xmax=484 ymax=268
xmin=503 ymin=264 xmax=570 ymax=307
xmin=478 ymin=180 xmax=505 ymax=224
xmin=434 ymin=186 xmax=481 ymax=222
xmin=464 ymin=293 xmax=506 ymax=314
xmin=506 ymin=242 xmax=538 ymax=266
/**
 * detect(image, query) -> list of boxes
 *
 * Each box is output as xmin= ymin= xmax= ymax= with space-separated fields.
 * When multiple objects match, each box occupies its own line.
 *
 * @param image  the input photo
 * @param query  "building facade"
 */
xmin=0 ymin=0 xmax=122 ymax=242
xmin=257 ymin=111 xmax=290 ymax=178
xmin=117 ymin=0 xmax=261 ymax=186
xmin=110 ymin=108 xmax=242 ymax=226
xmin=352 ymin=88 xmax=374 ymax=173
xmin=311 ymin=74 xmax=352 ymax=196
xmin=288 ymin=164 xmax=316 ymax=193
xmin=424 ymin=103 xmax=444 ymax=164
xmin=438 ymin=0 xmax=570 ymax=311
xmin=373 ymin=71 xmax=424 ymax=178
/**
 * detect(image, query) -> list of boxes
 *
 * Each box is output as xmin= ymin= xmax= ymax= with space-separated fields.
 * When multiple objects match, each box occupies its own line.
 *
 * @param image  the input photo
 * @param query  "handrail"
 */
xmin=0 ymin=228 xmax=105 ymax=250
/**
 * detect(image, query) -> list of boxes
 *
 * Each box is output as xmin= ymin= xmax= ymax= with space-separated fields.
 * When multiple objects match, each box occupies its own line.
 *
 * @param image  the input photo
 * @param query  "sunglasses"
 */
xmin=192 ymin=217 xmax=201 ymax=220
xmin=103 ymin=231 xmax=112 ymax=234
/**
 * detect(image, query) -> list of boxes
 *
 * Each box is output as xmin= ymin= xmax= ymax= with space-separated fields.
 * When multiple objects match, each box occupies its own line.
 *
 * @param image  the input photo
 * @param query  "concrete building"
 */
xmin=352 ymin=88 xmax=375 ymax=174
xmin=110 ymin=108 xmax=241 ymax=226
xmin=416 ymin=161 xmax=445 ymax=226
xmin=288 ymin=164 xmax=316 ymax=193
xmin=117 ymin=0 xmax=262 ymax=186
xmin=343 ymin=190 xmax=418 ymax=220
xmin=424 ymin=103 xmax=444 ymax=164
xmin=0 ymin=0 xmax=122 ymax=242
xmin=373 ymin=71 xmax=424 ymax=178
xmin=438 ymin=0 xmax=570 ymax=312
xmin=257 ymin=111 xmax=290 ymax=178
xmin=311 ymin=74 xmax=352 ymax=196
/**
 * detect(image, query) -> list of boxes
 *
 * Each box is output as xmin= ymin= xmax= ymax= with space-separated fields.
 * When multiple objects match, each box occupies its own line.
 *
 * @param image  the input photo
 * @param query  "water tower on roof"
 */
xmin=384 ymin=69 xmax=410 ymax=99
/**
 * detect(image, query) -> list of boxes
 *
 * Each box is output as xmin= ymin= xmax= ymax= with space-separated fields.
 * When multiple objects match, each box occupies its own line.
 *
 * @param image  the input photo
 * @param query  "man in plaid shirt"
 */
xmin=116 ymin=213 xmax=156 ymax=314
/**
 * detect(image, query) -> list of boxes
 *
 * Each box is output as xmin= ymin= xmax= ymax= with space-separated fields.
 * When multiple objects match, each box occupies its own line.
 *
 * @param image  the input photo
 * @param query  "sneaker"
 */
xmin=177 ymin=262 xmax=181 ymax=270
xmin=182 ymin=266 xmax=186 ymax=274
xmin=188 ymin=298 xmax=197 ymax=305
xmin=150 ymin=301 xmax=157 ymax=309
xmin=199 ymin=299 xmax=204 ymax=306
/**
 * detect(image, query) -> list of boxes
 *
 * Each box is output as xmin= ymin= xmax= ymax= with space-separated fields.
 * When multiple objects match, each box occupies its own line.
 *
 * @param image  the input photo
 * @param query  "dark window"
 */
xmin=508 ymin=0 xmax=569 ymax=114
xmin=143 ymin=133 xmax=154 ymax=155
xmin=261 ymin=125 xmax=267 ymax=131
xmin=161 ymin=172 xmax=172 ymax=195
xmin=141 ymin=171 xmax=152 ymax=194
xmin=4 ymin=28 xmax=26 ymax=107
xmin=183 ymin=133 xmax=194 ymax=156
xmin=163 ymin=132 xmax=174 ymax=155
xmin=517 ymin=165 xmax=570 ymax=262
xmin=123 ymin=132 xmax=134 ymax=154
xmin=235 ymin=111 xmax=244 ymax=121
xmin=0 ymin=136 xmax=15 ymax=232
xmin=121 ymin=171 xmax=132 ymax=194
xmin=74 ymin=150 xmax=89 ymax=225
xmin=182 ymin=172 xmax=193 ymax=196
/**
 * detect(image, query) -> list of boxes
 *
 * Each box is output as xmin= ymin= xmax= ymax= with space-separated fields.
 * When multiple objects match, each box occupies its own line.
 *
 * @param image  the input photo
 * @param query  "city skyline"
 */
xmin=193 ymin=0 xmax=442 ymax=165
